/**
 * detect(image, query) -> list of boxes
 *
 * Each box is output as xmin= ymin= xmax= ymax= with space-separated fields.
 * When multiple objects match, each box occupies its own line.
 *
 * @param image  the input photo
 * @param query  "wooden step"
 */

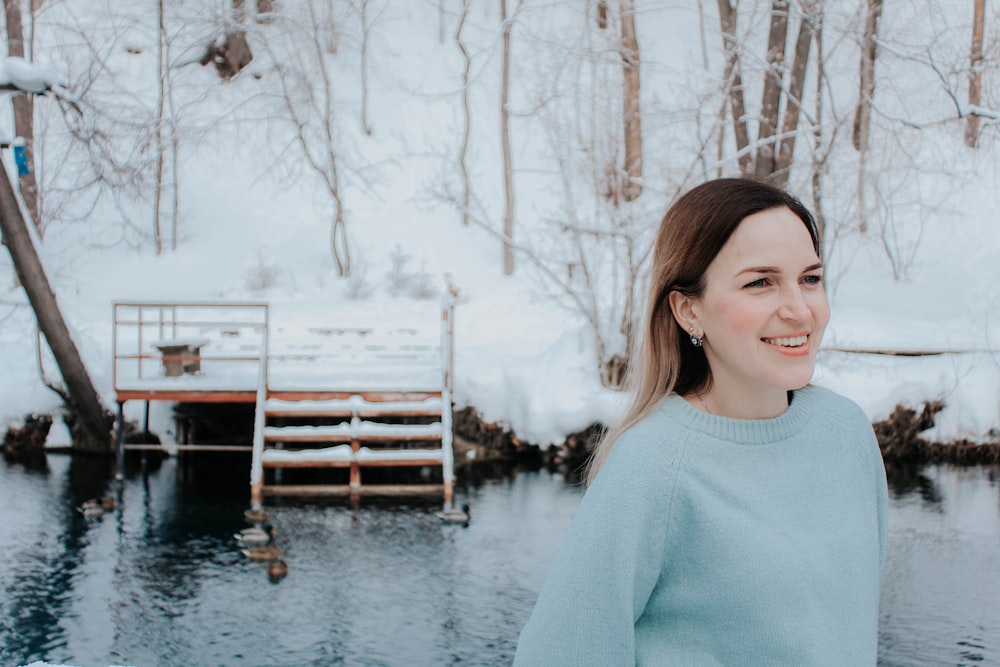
xmin=262 ymin=483 xmax=446 ymax=497
xmin=261 ymin=445 xmax=444 ymax=468
xmin=263 ymin=420 xmax=443 ymax=443
xmin=264 ymin=395 xmax=443 ymax=418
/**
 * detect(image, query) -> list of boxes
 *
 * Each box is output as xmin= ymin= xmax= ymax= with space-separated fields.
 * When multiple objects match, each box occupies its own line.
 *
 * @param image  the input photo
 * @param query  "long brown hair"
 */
xmin=584 ymin=178 xmax=820 ymax=485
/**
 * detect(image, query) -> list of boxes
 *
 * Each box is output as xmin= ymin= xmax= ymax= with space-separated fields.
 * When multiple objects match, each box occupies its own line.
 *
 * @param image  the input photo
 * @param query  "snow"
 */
xmin=0 ymin=0 xmax=997 ymax=467
xmin=0 ymin=57 xmax=60 ymax=95
xmin=263 ymin=420 xmax=443 ymax=440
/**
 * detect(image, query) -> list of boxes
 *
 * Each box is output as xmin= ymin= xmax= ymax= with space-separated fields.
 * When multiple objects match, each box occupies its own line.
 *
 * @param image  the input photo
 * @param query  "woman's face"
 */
xmin=678 ymin=206 xmax=829 ymax=416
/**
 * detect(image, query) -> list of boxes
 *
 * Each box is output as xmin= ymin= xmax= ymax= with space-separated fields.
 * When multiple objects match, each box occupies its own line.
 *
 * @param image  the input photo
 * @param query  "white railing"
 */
xmin=250 ymin=325 xmax=270 ymax=505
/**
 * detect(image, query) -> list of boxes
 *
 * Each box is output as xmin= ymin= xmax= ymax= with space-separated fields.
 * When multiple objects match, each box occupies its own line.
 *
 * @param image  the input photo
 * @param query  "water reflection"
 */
xmin=885 ymin=463 xmax=943 ymax=508
xmin=2 ymin=455 xmax=999 ymax=666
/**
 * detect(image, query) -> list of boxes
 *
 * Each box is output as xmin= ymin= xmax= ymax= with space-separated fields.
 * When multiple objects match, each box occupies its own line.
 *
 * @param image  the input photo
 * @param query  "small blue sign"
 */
xmin=12 ymin=141 xmax=28 ymax=176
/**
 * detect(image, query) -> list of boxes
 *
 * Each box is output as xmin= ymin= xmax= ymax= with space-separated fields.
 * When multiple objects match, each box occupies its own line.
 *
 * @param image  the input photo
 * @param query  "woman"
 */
xmin=514 ymin=179 xmax=888 ymax=666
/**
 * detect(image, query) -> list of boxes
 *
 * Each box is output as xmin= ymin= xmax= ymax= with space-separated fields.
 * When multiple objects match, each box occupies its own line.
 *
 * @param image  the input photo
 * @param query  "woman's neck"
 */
xmin=689 ymin=387 xmax=790 ymax=420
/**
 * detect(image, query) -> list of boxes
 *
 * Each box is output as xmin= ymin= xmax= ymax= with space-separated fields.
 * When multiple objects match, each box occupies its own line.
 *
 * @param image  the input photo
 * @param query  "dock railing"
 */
xmin=113 ymin=301 xmax=270 ymax=398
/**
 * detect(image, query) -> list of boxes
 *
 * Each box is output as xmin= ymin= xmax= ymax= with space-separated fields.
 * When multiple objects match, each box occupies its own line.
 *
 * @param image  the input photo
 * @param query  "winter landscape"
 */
xmin=1 ymin=0 xmax=999 ymax=665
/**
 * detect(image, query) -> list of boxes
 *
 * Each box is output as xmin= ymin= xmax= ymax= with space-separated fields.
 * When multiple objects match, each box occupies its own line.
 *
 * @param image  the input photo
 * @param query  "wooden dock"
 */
xmin=112 ymin=299 xmax=456 ymax=506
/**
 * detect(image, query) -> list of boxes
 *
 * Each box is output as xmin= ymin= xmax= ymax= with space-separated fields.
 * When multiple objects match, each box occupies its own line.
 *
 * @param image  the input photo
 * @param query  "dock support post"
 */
xmin=114 ymin=400 xmax=125 ymax=481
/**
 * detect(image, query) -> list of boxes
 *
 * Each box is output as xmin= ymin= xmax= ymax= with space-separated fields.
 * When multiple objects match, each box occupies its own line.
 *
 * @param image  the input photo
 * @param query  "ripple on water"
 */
xmin=2 ymin=459 xmax=1000 ymax=666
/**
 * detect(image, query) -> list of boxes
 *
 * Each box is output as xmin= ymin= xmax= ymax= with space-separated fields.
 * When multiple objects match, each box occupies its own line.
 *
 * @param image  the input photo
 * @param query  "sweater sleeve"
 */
xmin=513 ymin=427 xmax=685 ymax=666
xmin=870 ymin=427 xmax=889 ymax=569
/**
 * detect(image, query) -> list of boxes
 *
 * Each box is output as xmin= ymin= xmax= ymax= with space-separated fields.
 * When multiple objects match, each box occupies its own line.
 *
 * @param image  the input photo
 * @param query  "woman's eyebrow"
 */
xmin=736 ymin=262 xmax=824 ymax=277
xmin=736 ymin=266 xmax=780 ymax=276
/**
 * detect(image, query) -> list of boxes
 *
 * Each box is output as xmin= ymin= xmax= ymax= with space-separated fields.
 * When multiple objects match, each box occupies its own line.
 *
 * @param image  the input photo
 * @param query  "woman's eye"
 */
xmin=802 ymin=275 xmax=823 ymax=285
xmin=744 ymin=278 xmax=768 ymax=288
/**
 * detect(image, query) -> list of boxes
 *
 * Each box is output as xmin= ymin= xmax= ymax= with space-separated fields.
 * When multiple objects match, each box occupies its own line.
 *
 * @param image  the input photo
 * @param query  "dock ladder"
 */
xmin=250 ymin=295 xmax=456 ymax=506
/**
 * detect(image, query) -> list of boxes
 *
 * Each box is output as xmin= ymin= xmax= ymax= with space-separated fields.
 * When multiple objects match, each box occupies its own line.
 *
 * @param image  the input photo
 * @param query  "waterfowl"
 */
xmin=436 ymin=503 xmax=471 ymax=524
xmin=242 ymin=545 xmax=282 ymax=561
xmin=244 ymin=507 xmax=269 ymax=524
xmin=78 ymin=496 xmax=116 ymax=517
xmin=268 ymin=559 xmax=289 ymax=582
xmin=235 ymin=523 xmax=275 ymax=546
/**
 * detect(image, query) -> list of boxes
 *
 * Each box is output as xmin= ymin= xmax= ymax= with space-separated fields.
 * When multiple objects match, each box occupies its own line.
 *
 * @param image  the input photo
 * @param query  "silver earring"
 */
xmin=689 ymin=328 xmax=703 ymax=348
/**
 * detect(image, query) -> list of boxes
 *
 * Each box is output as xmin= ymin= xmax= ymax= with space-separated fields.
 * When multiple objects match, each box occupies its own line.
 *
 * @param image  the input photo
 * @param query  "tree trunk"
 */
xmin=500 ymin=0 xmax=515 ymax=275
xmin=852 ymin=0 xmax=882 ymax=152
xmin=754 ymin=0 xmax=789 ymax=180
xmin=716 ymin=0 xmax=751 ymax=174
xmin=853 ymin=0 xmax=882 ymax=233
xmin=360 ymin=0 xmax=372 ymax=136
xmin=3 ymin=0 xmax=41 ymax=235
xmin=153 ymin=0 xmax=166 ymax=255
xmin=965 ymin=0 xmax=985 ymax=148
xmin=455 ymin=0 xmax=472 ymax=226
xmin=0 ymin=164 xmax=111 ymax=452
xmin=810 ymin=1 xmax=826 ymax=251
xmin=620 ymin=0 xmax=642 ymax=202
xmin=774 ymin=2 xmax=815 ymax=186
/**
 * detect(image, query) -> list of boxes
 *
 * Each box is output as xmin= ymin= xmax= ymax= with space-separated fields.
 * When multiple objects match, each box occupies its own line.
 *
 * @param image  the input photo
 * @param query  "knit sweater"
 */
xmin=514 ymin=385 xmax=888 ymax=666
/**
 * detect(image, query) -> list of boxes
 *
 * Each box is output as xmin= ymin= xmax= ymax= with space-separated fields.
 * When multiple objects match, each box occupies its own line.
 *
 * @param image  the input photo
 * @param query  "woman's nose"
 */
xmin=777 ymin=286 xmax=811 ymax=322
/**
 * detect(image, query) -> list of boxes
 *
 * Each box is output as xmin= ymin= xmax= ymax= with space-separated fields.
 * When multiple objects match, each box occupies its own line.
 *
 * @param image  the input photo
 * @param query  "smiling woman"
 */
xmin=514 ymin=179 xmax=889 ymax=666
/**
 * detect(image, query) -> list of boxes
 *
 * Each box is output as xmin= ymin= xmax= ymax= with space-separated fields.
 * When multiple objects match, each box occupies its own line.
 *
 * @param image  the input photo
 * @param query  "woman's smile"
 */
xmin=762 ymin=333 xmax=812 ymax=356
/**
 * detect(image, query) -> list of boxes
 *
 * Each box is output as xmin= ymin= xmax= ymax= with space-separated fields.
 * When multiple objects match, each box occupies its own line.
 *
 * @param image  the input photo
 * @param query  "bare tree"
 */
xmin=0 ymin=148 xmax=112 ymax=451
xmin=853 ymin=0 xmax=882 ymax=153
xmin=262 ymin=1 xmax=352 ymax=275
xmin=716 ymin=0 xmax=752 ymax=174
xmin=359 ymin=0 xmax=372 ymax=136
xmin=455 ymin=0 xmax=472 ymax=226
xmin=3 ymin=0 xmax=41 ymax=234
xmin=966 ymin=0 xmax=986 ymax=148
xmin=152 ymin=0 xmax=173 ymax=254
xmin=807 ymin=0 xmax=827 ymax=246
xmin=620 ymin=0 xmax=642 ymax=201
xmin=754 ymin=0 xmax=789 ymax=179
xmin=773 ymin=0 xmax=817 ymax=187
xmin=500 ymin=0 xmax=515 ymax=275
xmin=853 ymin=0 xmax=882 ymax=233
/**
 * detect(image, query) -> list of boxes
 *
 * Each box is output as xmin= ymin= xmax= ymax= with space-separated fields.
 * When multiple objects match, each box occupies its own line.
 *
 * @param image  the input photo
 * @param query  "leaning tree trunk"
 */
xmin=3 ymin=0 xmax=41 ymax=235
xmin=0 ymin=160 xmax=112 ymax=452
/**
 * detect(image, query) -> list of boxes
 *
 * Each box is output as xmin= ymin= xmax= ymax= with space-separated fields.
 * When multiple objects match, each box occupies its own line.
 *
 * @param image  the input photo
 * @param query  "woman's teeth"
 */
xmin=765 ymin=335 xmax=807 ymax=347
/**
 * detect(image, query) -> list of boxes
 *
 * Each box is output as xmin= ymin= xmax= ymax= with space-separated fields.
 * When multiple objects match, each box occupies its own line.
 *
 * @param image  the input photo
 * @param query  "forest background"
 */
xmin=0 ymin=0 xmax=998 ymax=453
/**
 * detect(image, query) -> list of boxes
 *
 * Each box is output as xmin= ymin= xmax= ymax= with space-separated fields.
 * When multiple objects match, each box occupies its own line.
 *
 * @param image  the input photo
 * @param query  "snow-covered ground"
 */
xmin=1 ymin=0 xmax=998 ymax=455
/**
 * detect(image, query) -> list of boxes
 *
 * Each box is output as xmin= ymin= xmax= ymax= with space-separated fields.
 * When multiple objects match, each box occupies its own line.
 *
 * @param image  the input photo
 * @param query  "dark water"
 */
xmin=2 ymin=454 xmax=998 ymax=667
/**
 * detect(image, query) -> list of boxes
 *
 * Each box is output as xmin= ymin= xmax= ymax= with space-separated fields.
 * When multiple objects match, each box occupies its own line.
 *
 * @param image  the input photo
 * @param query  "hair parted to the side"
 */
xmin=584 ymin=178 xmax=820 ymax=486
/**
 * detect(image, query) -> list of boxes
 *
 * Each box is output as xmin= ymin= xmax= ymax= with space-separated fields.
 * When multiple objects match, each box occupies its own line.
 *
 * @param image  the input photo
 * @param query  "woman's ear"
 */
xmin=668 ymin=290 xmax=700 ymax=336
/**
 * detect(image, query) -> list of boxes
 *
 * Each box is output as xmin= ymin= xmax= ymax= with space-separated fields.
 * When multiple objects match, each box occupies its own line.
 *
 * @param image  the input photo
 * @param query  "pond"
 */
xmin=1 ymin=453 xmax=998 ymax=666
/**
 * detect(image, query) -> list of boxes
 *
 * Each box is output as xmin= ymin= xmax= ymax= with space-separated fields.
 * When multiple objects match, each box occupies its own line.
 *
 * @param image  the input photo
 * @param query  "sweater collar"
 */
xmin=660 ymin=385 xmax=821 ymax=444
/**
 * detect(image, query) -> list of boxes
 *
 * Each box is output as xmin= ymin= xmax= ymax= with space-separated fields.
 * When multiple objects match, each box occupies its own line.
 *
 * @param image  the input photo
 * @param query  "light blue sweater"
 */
xmin=514 ymin=385 xmax=888 ymax=666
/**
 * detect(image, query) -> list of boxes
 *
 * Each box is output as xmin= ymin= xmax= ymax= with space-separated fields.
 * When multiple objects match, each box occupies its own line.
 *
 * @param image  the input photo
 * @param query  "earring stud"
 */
xmin=689 ymin=327 xmax=703 ymax=348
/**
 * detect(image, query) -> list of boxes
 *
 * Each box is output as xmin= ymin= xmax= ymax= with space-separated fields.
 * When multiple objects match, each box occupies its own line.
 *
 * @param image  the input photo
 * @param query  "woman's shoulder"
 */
xmin=800 ymin=385 xmax=871 ymax=426
xmin=602 ymin=398 xmax=693 ymax=471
